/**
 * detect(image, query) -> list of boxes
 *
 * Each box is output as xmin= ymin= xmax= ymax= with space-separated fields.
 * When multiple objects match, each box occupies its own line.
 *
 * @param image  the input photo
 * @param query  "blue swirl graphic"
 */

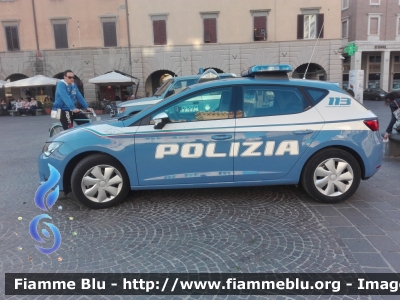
xmin=29 ymin=214 xmax=61 ymax=255
xmin=34 ymin=164 xmax=60 ymax=211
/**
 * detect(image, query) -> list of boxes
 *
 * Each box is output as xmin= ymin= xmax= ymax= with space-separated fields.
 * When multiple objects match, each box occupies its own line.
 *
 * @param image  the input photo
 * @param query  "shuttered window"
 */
xmin=53 ymin=24 xmax=68 ymax=49
xmin=204 ymin=18 xmax=217 ymax=43
xmin=341 ymin=19 xmax=348 ymax=38
xmin=153 ymin=20 xmax=167 ymax=45
xmin=253 ymin=16 xmax=266 ymax=41
xmin=297 ymin=14 xmax=324 ymax=39
xmin=103 ymin=21 xmax=117 ymax=47
xmin=5 ymin=26 xmax=20 ymax=51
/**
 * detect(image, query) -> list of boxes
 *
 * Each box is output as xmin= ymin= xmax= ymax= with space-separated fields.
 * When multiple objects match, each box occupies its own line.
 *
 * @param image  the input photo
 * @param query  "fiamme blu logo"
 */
xmin=29 ymin=164 xmax=62 ymax=255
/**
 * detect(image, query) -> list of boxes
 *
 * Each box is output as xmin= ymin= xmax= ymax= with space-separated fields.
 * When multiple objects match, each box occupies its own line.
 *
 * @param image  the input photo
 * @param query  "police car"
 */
xmin=38 ymin=65 xmax=383 ymax=209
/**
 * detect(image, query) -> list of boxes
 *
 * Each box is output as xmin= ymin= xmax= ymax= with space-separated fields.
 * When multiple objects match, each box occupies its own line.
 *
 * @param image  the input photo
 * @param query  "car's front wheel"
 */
xmin=71 ymin=154 xmax=130 ymax=208
xmin=301 ymin=149 xmax=361 ymax=203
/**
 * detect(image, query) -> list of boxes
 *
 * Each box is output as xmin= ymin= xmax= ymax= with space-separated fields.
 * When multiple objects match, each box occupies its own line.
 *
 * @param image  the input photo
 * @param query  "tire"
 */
xmin=71 ymin=154 xmax=130 ymax=208
xmin=49 ymin=125 xmax=64 ymax=137
xmin=301 ymin=149 xmax=361 ymax=203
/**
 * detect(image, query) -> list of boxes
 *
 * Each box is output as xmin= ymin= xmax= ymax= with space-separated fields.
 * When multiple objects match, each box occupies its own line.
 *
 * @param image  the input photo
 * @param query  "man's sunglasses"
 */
xmin=66 ymin=76 xmax=74 ymax=79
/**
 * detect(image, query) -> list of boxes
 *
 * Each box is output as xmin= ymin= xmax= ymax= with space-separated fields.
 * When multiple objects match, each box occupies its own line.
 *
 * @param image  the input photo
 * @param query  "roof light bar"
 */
xmin=242 ymin=64 xmax=293 ymax=77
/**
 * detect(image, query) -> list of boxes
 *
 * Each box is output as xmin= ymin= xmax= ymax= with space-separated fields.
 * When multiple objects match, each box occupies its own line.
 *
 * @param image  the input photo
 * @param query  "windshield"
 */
xmin=373 ymin=88 xmax=385 ymax=92
xmin=154 ymin=79 xmax=173 ymax=96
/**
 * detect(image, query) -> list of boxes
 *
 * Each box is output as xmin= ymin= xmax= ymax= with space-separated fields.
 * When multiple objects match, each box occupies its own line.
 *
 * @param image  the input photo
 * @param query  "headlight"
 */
xmin=117 ymin=107 xmax=126 ymax=114
xmin=42 ymin=142 xmax=63 ymax=157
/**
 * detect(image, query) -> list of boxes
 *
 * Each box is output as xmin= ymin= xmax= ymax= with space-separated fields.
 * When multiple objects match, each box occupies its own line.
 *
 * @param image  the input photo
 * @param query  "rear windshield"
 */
xmin=302 ymin=87 xmax=329 ymax=105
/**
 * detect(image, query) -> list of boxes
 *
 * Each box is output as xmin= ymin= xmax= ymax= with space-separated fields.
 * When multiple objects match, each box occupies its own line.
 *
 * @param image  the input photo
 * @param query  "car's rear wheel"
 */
xmin=301 ymin=149 xmax=361 ymax=203
xmin=71 ymin=154 xmax=130 ymax=208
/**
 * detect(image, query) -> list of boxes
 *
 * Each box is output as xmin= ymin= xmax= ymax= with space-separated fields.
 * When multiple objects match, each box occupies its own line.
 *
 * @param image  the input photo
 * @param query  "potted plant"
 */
xmin=42 ymin=101 xmax=53 ymax=115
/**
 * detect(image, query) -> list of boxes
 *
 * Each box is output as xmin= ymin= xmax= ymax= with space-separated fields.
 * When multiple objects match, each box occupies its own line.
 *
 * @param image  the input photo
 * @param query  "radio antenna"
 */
xmin=303 ymin=10 xmax=327 ymax=79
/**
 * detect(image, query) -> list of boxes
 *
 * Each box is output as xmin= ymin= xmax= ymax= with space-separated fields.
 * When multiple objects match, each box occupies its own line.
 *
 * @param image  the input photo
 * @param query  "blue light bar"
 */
xmin=242 ymin=64 xmax=293 ymax=77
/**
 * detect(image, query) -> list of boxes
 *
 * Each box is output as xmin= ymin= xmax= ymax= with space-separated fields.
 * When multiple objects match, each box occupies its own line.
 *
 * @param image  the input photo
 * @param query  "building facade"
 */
xmin=0 ymin=0 xmax=342 ymax=102
xmin=341 ymin=0 xmax=400 ymax=92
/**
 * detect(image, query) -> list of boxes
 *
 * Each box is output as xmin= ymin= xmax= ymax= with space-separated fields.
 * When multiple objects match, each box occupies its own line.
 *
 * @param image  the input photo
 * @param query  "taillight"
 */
xmin=364 ymin=119 xmax=379 ymax=131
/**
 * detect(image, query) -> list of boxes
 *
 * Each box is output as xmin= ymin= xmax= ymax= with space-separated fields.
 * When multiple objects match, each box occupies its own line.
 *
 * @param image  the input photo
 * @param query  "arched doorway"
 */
xmin=292 ymin=63 xmax=327 ymax=81
xmin=145 ymin=70 xmax=176 ymax=97
xmin=4 ymin=73 xmax=29 ymax=100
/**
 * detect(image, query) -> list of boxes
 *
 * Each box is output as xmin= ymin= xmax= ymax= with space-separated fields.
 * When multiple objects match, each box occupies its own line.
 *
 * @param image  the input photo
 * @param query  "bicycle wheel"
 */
xmin=49 ymin=124 xmax=64 ymax=137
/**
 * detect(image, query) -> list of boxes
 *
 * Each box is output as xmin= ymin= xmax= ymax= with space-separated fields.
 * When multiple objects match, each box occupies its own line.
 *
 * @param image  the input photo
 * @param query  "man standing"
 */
xmin=53 ymin=70 xmax=93 ymax=130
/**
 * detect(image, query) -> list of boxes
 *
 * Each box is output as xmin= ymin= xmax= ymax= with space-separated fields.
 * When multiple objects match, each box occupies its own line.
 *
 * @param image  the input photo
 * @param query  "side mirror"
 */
xmin=153 ymin=112 xmax=170 ymax=129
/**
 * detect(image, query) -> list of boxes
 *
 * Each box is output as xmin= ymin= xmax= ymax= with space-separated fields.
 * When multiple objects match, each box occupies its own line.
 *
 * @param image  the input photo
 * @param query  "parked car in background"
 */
xmin=363 ymin=88 xmax=388 ymax=101
xmin=115 ymin=70 xmax=236 ymax=118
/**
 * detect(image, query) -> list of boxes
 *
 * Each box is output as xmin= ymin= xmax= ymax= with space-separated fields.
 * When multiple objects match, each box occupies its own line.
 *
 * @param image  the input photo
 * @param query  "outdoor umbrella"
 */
xmin=4 ymin=75 xmax=60 ymax=88
xmin=89 ymin=71 xmax=138 ymax=85
xmin=0 ymin=80 xmax=7 ymax=88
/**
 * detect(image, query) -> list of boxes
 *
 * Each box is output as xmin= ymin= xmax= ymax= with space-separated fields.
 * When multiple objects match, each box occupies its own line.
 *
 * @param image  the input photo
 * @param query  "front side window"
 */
xmin=5 ymin=26 xmax=20 ymax=51
xmin=150 ymin=87 xmax=233 ymax=124
xmin=241 ymin=86 xmax=308 ymax=118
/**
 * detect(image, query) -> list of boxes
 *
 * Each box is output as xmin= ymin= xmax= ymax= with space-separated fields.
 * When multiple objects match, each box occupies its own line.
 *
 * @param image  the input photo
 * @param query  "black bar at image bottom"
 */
xmin=5 ymin=273 xmax=400 ymax=295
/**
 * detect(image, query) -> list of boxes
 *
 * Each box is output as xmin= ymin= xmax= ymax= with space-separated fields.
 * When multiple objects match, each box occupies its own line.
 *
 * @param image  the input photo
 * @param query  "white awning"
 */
xmin=89 ymin=71 xmax=138 ymax=85
xmin=0 ymin=80 xmax=7 ymax=88
xmin=4 ymin=75 xmax=60 ymax=88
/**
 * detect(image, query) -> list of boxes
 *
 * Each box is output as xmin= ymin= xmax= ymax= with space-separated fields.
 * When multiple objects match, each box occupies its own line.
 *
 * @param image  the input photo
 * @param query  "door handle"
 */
xmin=211 ymin=134 xmax=232 ymax=140
xmin=292 ymin=129 xmax=314 ymax=135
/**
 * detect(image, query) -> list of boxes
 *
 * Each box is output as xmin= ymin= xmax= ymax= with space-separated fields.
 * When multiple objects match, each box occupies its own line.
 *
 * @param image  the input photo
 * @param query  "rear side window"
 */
xmin=241 ymin=86 xmax=308 ymax=117
xmin=302 ymin=87 xmax=329 ymax=105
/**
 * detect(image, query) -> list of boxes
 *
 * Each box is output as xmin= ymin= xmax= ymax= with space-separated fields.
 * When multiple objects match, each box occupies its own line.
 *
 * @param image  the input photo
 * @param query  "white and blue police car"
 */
xmin=38 ymin=65 xmax=383 ymax=208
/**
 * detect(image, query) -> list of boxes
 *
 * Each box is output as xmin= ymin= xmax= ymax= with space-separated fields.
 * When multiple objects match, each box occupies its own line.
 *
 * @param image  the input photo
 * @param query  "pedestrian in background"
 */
xmin=383 ymin=91 xmax=400 ymax=141
xmin=53 ymin=69 xmax=93 ymax=130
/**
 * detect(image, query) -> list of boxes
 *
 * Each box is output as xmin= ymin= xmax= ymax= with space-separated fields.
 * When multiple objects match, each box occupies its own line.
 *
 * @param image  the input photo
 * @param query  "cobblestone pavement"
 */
xmin=0 ymin=101 xmax=399 ymax=300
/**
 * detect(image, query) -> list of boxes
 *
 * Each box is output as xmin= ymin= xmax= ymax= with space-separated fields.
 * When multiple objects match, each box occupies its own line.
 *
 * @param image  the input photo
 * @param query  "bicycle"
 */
xmin=102 ymin=99 xmax=117 ymax=117
xmin=49 ymin=110 xmax=98 ymax=137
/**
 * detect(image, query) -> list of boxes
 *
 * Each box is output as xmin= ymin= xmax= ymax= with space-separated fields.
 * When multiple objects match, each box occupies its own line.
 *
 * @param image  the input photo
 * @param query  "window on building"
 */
xmin=342 ymin=0 xmax=349 ymax=10
xmin=297 ymin=9 xmax=324 ymax=39
xmin=368 ymin=16 xmax=380 ymax=35
xmin=200 ymin=12 xmax=219 ymax=44
xmin=153 ymin=20 xmax=167 ymax=45
xmin=50 ymin=19 xmax=69 ymax=49
xmin=53 ymin=24 xmax=68 ymax=48
xmin=150 ymin=14 xmax=168 ymax=45
xmin=397 ymin=16 xmax=400 ymax=35
xmin=99 ymin=16 xmax=118 ymax=47
xmin=341 ymin=19 xmax=348 ymax=38
xmin=203 ymin=18 xmax=217 ymax=43
xmin=250 ymin=10 xmax=269 ymax=42
xmin=3 ymin=21 xmax=21 ymax=51
xmin=394 ymin=56 xmax=400 ymax=63
xmin=253 ymin=16 xmax=266 ymax=41
xmin=370 ymin=0 xmax=380 ymax=5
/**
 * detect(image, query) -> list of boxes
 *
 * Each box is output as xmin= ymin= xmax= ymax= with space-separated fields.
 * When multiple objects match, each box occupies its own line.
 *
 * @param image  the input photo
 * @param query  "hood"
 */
xmin=49 ymin=118 xmax=125 ymax=141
